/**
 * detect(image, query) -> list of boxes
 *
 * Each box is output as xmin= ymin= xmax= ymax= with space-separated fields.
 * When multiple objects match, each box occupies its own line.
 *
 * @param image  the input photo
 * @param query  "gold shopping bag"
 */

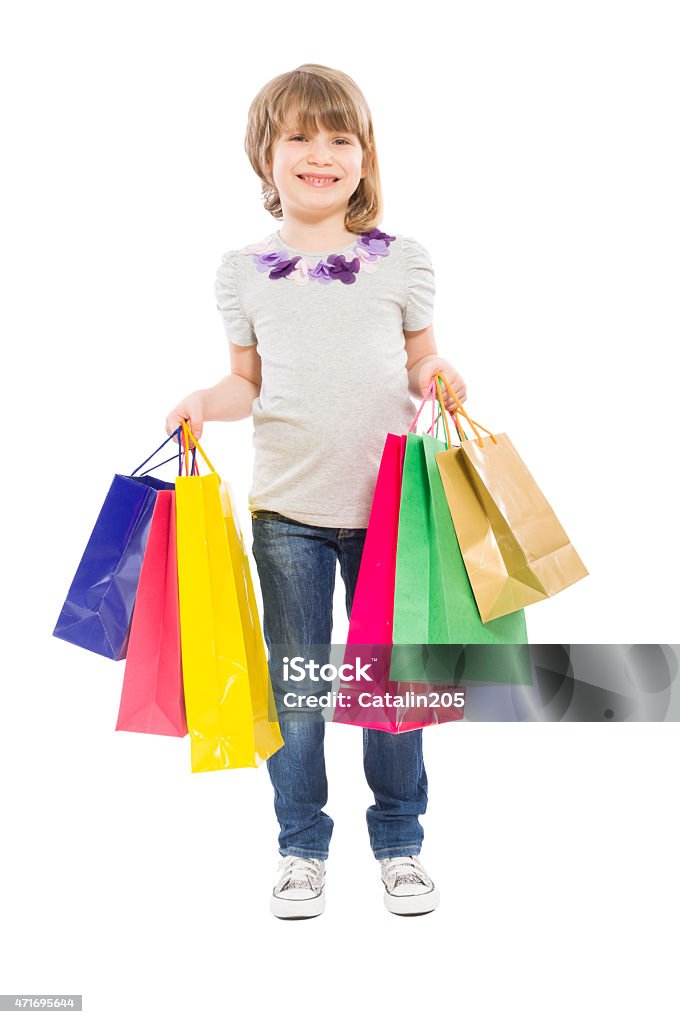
xmin=432 ymin=375 xmax=589 ymax=623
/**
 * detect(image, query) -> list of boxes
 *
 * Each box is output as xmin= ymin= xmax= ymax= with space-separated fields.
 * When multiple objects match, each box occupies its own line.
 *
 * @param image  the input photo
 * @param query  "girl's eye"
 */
xmin=290 ymin=135 xmax=350 ymax=145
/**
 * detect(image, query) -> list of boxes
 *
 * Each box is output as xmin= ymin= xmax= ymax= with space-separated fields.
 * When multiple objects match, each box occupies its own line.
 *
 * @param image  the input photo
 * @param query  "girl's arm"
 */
xmin=404 ymin=325 xmax=467 ymax=412
xmin=202 ymin=342 xmax=262 ymax=421
xmin=165 ymin=343 xmax=261 ymax=440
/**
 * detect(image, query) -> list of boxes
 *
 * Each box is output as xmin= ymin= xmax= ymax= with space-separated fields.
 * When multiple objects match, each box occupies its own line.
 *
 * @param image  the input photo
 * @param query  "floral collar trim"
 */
xmin=243 ymin=228 xmax=397 ymax=286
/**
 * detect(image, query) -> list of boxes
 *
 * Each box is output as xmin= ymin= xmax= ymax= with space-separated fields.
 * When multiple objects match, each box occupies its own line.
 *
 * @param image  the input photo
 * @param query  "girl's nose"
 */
xmin=307 ymin=143 xmax=334 ymax=163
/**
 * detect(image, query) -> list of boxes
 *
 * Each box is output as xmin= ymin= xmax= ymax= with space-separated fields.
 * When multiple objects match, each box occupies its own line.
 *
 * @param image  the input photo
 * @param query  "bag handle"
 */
xmin=433 ymin=373 xmax=497 ymax=450
xmin=180 ymin=419 xmax=217 ymax=475
xmin=131 ymin=426 xmax=185 ymax=477
xmin=178 ymin=422 xmax=200 ymax=476
xmin=131 ymin=425 xmax=199 ymax=477
xmin=408 ymin=379 xmax=447 ymax=436
xmin=143 ymin=446 xmax=197 ymax=476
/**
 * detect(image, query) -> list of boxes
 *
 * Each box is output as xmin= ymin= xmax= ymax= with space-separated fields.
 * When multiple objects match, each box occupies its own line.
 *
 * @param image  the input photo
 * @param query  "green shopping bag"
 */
xmin=391 ymin=426 xmax=532 ymax=687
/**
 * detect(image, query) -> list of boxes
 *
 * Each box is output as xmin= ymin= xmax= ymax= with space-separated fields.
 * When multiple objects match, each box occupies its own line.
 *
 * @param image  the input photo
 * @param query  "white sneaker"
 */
xmin=270 ymin=855 xmax=326 ymax=919
xmin=380 ymin=855 xmax=440 ymax=915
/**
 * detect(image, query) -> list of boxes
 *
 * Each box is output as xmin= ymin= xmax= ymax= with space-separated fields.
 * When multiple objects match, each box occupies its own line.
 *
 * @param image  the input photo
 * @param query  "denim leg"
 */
xmin=362 ymin=729 xmax=428 ymax=859
xmin=337 ymin=528 xmax=429 ymax=861
xmin=252 ymin=515 xmax=338 ymax=861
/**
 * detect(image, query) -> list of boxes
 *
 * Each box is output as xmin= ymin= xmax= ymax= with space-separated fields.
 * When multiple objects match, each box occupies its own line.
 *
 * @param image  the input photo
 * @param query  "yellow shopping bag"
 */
xmin=175 ymin=421 xmax=284 ymax=773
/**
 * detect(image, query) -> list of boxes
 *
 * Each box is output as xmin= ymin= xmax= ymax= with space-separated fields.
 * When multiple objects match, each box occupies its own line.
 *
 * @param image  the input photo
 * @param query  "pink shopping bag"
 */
xmin=116 ymin=490 xmax=188 ymax=737
xmin=347 ymin=432 xmax=406 ymax=646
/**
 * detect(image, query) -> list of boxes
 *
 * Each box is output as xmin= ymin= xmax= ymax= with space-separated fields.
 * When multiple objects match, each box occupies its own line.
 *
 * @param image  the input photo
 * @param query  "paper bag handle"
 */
xmin=408 ymin=379 xmax=447 ymax=436
xmin=130 ymin=426 xmax=195 ymax=477
xmin=433 ymin=374 xmax=497 ymax=450
xmin=180 ymin=419 xmax=217 ymax=475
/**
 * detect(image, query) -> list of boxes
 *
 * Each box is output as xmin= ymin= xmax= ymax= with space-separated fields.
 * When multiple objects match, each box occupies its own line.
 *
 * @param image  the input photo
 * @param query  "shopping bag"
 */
xmin=116 ymin=490 xmax=187 ymax=737
xmin=52 ymin=432 xmax=180 ymax=660
xmin=432 ymin=374 xmax=589 ymax=623
xmin=221 ymin=464 xmax=283 ymax=761
xmin=335 ymin=432 xmax=413 ymax=731
xmin=346 ymin=431 xmax=405 ymax=646
xmin=335 ymin=405 xmax=465 ymax=730
xmin=391 ymin=384 xmax=532 ymax=688
xmin=175 ymin=422 xmax=284 ymax=773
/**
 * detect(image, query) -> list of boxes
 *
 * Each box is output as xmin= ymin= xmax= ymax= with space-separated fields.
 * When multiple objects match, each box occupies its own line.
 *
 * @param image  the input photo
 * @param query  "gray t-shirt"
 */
xmin=214 ymin=228 xmax=435 ymax=529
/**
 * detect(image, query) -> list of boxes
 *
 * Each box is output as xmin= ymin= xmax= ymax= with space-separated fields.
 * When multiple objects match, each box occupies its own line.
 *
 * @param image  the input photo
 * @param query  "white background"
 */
xmin=1 ymin=1 xmax=679 ymax=1021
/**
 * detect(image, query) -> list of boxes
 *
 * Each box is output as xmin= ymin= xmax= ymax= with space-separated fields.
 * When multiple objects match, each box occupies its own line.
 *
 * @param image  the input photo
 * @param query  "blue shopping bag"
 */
xmin=52 ymin=428 xmax=193 ymax=660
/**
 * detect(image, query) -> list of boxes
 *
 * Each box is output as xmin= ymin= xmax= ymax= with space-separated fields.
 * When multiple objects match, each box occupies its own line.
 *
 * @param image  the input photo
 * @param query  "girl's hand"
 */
xmin=165 ymin=391 xmax=206 ymax=446
xmin=417 ymin=358 xmax=468 ymax=414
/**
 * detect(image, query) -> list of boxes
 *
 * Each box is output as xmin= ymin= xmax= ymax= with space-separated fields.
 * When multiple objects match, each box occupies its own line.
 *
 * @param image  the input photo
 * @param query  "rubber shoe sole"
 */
xmin=384 ymin=885 xmax=440 ymax=916
xmin=270 ymin=890 xmax=326 ymax=919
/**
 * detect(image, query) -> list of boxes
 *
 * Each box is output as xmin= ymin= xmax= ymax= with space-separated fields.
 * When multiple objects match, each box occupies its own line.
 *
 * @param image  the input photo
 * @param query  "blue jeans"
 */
xmin=251 ymin=510 xmax=428 ymax=862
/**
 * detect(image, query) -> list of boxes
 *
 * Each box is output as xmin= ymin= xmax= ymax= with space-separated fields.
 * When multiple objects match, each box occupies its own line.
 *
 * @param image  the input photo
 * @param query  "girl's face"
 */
xmin=268 ymin=121 xmax=367 ymax=217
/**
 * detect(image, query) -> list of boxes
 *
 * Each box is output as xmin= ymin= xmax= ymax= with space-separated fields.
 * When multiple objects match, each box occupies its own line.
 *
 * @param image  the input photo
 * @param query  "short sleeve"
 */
xmin=214 ymin=250 xmax=257 ymax=346
xmin=402 ymin=236 xmax=435 ymax=331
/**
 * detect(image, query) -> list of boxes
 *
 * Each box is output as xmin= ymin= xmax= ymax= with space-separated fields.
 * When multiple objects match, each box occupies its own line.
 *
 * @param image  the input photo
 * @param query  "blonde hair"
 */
xmin=244 ymin=63 xmax=383 ymax=234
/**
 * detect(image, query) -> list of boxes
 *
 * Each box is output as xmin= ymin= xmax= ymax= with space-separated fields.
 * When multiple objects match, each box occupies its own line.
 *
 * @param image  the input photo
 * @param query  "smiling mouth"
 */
xmin=297 ymin=175 xmax=339 ymax=187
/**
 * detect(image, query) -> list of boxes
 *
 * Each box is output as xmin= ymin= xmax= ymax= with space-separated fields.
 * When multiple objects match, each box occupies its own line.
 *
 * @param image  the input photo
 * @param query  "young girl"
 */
xmin=165 ymin=63 xmax=468 ymax=920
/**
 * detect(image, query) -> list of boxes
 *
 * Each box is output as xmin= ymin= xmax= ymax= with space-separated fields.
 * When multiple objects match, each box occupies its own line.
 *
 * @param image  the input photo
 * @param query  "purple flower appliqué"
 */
xmin=310 ymin=253 xmax=361 ymax=285
xmin=247 ymin=228 xmax=397 ymax=286
xmin=356 ymin=228 xmax=397 ymax=257
xmin=252 ymin=251 xmax=302 ymax=280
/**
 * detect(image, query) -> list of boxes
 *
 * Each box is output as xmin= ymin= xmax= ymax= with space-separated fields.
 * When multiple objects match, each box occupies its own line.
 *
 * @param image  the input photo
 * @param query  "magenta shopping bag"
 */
xmin=347 ymin=432 xmax=405 ymax=646
xmin=116 ymin=490 xmax=188 ymax=738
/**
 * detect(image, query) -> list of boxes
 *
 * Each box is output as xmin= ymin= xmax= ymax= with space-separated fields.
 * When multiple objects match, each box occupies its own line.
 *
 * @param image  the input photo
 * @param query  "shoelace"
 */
xmin=382 ymin=856 xmax=431 ymax=890
xmin=276 ymin=855 xmax=324 ymax=893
